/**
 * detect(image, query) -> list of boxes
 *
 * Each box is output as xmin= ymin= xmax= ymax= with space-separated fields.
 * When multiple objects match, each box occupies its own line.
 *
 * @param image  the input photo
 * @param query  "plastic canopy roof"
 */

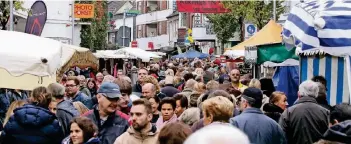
xmin=226 ymin=20 xmax=283 ymax=51
xmin=115 ymin=47 xmax=161 ymax=62
xmin=171 ymin=49 xmax=209 ymax=59
xmin=0 ymin=30 xmax=62 ymax=77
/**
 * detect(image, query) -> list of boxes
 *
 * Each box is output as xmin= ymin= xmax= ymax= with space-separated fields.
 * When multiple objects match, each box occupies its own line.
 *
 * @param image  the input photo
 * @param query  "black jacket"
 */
xmin=132 ymin=83 xmax=142 ymax=93
xmin=83 ymin=106 xmax=129 ymax=144
xmin=316 ymin=97 xmax=333 ymax=111
xmin=263 ymin=103 xmax=284 ymax=122
xmin=56 ymin=100 xmax=80 ymax=137
xmin=322 ymin=120 xmax=351 ymax=143
xmin=279 ymin=96 xmax=329 ymax=144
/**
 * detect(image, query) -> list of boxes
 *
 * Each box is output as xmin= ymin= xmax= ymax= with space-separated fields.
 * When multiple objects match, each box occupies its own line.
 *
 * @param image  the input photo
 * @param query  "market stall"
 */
xmin=0 ymin=30 xmax=98 ymax=90
xmin=0 ymin=30 xmax=62 ymax=90
xmin=283 ymin=0 xmax=351 ymax=105
xmin=171 ymin=49 xmax=209 ymax=59
xmin=224 ymin=20 xmax=282 ymax=58
xmin=263 ymin=59 xmax=300 ymax=106
xmin=115 ymin=47 xmax=161 ymax=62
xmin=57 ymin=44 xmax=99 ymax=81
xmin=94 ymin=50 xmax=130 ymax=59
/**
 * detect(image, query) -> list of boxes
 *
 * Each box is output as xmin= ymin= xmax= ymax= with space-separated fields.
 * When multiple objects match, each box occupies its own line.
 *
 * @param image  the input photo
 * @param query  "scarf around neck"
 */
xmin=155 ymin=114 xmax=178 ymax=130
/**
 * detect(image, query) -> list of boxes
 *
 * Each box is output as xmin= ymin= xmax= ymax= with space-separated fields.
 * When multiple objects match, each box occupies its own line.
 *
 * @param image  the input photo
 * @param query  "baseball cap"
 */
xmin=241 ymin=87 xmax=263 ymax=105
xmin=97 ymin=82 xmax=122 ymax=99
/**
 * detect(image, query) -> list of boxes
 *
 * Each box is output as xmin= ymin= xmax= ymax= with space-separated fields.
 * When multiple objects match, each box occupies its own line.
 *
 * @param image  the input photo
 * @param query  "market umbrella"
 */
xmin=282 ymin=0 xmax=351 ymax=56
xmin=171 ymin=49 xmax=209 ymax=59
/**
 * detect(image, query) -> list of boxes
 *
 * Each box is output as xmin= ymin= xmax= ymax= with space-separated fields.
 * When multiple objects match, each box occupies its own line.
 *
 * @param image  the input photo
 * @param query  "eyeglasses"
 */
xmin=66 ymin=84 xmax=77 ymax=87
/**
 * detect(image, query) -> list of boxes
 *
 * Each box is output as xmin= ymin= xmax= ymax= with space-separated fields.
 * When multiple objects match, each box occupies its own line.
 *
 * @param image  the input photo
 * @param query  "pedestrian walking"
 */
xmin=65 ymin=76 xmax=93 ymax=109
xmin=1 ymin=87 xmax=64 ymax=144
xmin=83 ymin=82 xmax=130 ymax=144
xmin=62 ymin=117 xmax=100 ymax=144
xmin=156 ymin=97 xmax=178 ymax=130
xmin=230 ymin=87 xmax=286 ymax=144
xmin=158 ymin=122 xmax=192 ymax=144
xmin=279 ymin=80 xmax=329 ymax=144
xmin=148 ymin=96 xmax=160 ymax=124
xmin=263 ymin=91 xmax=288 ymax=122
xmin=113 ymin=78 xmax=132 ymax=115
xmin=114 ymin=99 xmax=159 ymax=144
xmin=48 ymin=83 xmax=80 ymax=137
xmin=132 ymin=68 xmax=148 ymax=95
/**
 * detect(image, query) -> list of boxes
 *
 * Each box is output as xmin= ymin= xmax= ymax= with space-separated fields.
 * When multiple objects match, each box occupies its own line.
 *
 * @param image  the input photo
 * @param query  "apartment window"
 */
xmin=146 ymin=1 xmax=158 ymax=13
xmin=174 ymin=20 xmax=178 ymax=37
xmin=137 ymin=25 xmax=142 ymax=38
xmin=147 ymin=24 xmax=157 ymax=37
xmin=137 ymin=2 xmax=142 ymax=12
xmin=158 ymin=22 xmax=162 ymax=35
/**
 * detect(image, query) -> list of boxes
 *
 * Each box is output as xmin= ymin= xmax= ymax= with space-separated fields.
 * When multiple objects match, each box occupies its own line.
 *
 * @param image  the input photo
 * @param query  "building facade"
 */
xmin=135 ymin=0 xmax=174 ymax=50
xmin=13 ymin=0 xmax=82 ymax=45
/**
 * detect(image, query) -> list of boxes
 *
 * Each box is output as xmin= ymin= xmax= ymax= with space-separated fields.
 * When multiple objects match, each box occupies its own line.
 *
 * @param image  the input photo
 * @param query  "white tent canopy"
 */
xmin=223 ymin=50 xmax=245 ymax=59
xmin=0 ymin=30 xmax=62 ymax=77
xmin=115 ymin=47 xmax=161 ymax=62
xmin=94 ymin=50 xmax=132 ymax=59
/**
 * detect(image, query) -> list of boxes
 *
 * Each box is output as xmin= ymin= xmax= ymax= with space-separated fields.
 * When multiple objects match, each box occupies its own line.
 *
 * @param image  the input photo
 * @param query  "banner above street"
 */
xmin=176 ymin=1 xmax=230 ymax=13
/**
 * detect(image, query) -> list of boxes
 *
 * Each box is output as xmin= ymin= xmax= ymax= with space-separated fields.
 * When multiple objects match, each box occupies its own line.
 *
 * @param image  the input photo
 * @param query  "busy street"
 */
xmin=1 ymin=0 xmax=351 ymax=144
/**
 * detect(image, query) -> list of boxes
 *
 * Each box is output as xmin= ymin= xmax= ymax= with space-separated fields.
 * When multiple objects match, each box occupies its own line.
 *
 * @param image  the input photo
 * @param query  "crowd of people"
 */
xmin=0 ymin=58 xmax=350 ymax=144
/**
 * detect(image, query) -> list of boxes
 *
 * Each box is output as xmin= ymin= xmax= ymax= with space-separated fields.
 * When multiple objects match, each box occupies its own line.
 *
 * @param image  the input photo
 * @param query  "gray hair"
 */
xmin=185 ymin=79 xmax=197 ymax=90
xmin=47 ymin=83 xmax=65 ymax=98
xmin=299 ymin=80 xmax=319 ymax=98
xmin=184 ymin=124 xmax=250 ymax=144
xmin=77 ymin=75 xmax=85 ymax=80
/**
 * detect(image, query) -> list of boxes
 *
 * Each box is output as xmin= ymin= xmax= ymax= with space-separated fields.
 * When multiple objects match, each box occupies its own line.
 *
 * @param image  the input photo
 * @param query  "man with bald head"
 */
xmin=219 ymin=69 xmax=247 ymax=96
xmin=142 ymin=83 xmax=156 ymax=99
xmin=230 ymin=69 xmax=247 ymax=91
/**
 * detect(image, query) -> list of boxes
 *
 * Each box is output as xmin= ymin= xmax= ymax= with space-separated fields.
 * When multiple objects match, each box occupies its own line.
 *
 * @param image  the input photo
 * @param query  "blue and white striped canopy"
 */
xmin=283 ymin=0 xmax=351 ymax=56
xmin=300 ymin=55 xmax=350 ymax=105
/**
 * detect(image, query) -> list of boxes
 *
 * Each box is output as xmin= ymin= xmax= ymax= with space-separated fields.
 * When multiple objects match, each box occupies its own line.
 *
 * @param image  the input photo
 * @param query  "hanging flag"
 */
xmin=24 ymin=0 xmax=47 ymax=36
xmin=176 ymin=1 xmax=229 ymax=13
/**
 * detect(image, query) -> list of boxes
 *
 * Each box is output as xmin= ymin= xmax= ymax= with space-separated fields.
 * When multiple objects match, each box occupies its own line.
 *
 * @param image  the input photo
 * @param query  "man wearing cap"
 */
xmin=83 ymin=82 xmax=130 ymax=144
xmin=230 ymin=87 xmax=286 ymax=144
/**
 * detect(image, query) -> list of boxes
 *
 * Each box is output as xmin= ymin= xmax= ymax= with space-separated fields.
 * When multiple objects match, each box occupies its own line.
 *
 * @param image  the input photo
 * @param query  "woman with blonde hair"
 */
xmin=2 ymin=86 xmax=64 ymax=144
xmin=263 ymin=91 xmax=288 ymax=122
xmin=2 ymin=100 xmax=27 ymax=126
xmin=194 ymin=82 xmax=206 ymax=94
xmin=73 ymin=101 xmax=90 ymax=115
xmin=202 ymin=96 xmax=234 ymax=126
xmin=249 ymin=79 xmax=261 ymax=89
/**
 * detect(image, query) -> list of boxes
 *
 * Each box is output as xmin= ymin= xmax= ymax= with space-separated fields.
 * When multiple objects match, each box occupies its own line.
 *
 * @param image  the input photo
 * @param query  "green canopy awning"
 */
xmin=257 ymin=44 xmax=298 ymax=64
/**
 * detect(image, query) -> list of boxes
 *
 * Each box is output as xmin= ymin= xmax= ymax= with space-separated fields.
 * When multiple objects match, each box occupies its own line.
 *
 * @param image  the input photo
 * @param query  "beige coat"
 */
xmin=114 ymin=124 xmax=159 ymax=144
